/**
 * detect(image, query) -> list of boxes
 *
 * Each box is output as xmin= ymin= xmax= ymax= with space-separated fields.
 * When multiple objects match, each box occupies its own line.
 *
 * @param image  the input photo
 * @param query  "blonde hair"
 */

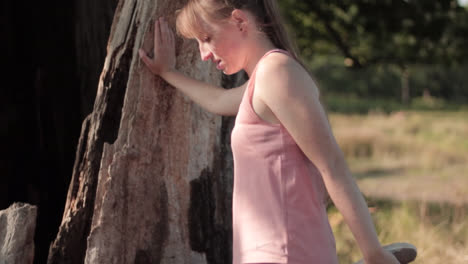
xmin=176 ymin=0 xmax=301 ymax=62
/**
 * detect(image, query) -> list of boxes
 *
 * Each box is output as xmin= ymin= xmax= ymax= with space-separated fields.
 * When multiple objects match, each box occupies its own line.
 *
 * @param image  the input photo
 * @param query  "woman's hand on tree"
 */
xmin=139 ymin=17 xmax=176 ymax=77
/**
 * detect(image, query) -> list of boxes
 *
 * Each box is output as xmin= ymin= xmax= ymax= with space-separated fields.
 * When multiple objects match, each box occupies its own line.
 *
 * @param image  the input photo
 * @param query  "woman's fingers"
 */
xmin=139 ymin=49 xmax=153 ymax=67
xmin=160 ymin=17 xmax=168 ymax=40
xmin=166 ymin=19 xmax=176 ymax=52
xmin=154 ymin=18 xmax=162 ymax=52
xmin=158 ymin=17 xmax=175 ymax=54
xmin=167 ymin=19 xmax=175 ymax=48
xmin=161 ymin=17 xmax=172 ymax=46
xmin=140 ymin=17 xmax=176 ymax=75
xmin=155 ymin=17 xmax=172 ymax=52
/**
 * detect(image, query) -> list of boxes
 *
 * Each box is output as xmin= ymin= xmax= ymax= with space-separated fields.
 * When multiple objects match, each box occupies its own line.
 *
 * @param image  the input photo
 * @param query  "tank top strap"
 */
xmin=247 ymin=49 xmax=290 ymax=104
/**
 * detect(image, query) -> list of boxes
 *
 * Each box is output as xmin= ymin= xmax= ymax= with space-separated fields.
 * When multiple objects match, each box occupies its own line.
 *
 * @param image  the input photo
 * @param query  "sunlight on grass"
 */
xmin=329 ymin=110 xmax=468 ymax=204
xmin=328 ymin=201 xmax=468 ymax=264
xmin=327 ymin=110 xmax=468 ymax=263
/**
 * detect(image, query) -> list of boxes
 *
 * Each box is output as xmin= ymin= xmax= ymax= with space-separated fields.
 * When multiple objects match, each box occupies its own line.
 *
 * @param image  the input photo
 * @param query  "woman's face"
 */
xmin=195 ymin=18 xmax=245 ymax=75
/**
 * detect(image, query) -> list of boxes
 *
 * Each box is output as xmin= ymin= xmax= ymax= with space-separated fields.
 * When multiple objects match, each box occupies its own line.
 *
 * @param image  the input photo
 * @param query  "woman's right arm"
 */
xmin=158 ymin=69 xmax=246 ymax=116
xmin=139 ymin=17 xmax=244 ymax=116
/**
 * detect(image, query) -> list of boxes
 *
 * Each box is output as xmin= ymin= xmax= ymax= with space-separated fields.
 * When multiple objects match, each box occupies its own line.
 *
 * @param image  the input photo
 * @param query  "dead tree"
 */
xmin=48 ymin=0 xmax=236 ymax=263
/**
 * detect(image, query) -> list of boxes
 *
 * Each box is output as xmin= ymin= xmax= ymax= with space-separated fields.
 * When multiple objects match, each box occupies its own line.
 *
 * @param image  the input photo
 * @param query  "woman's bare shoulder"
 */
xmin=255 ymin=52 xmax=319 ymax=99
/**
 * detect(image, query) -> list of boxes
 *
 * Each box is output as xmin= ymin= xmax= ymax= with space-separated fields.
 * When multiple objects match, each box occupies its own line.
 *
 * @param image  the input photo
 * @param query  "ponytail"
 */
xmin=259 ymin=0 xmax=301 ymax=61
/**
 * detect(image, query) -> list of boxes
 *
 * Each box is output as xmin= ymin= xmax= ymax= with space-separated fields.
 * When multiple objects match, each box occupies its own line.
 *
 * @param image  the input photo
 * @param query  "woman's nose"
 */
xmin=199 ymin=44 xmax=212 ymax=61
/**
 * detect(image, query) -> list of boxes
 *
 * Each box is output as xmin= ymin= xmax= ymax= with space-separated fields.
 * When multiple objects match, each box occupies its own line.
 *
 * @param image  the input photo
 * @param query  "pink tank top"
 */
xmin=230 ymin=49 xmax=338 ymax=264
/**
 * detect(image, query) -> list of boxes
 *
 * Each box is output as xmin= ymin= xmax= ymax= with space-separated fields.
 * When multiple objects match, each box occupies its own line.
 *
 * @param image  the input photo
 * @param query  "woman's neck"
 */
xmin=243 ymin=34 xmax=277 ymax=77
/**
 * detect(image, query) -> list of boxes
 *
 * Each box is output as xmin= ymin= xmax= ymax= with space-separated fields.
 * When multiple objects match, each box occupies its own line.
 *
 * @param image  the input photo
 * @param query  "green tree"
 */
xmin=279 ymin=0 xmax=468 ymax=103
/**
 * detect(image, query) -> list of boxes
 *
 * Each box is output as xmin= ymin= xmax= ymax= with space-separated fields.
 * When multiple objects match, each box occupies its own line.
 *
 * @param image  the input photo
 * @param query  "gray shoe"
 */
xmin=353 ymin=242 xmax=417 ymax=264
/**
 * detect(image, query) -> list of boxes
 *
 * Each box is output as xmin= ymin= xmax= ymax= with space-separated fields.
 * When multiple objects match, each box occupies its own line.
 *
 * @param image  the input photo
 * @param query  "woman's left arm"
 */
xmin=255 ymin=54 xmax=399 ymax=264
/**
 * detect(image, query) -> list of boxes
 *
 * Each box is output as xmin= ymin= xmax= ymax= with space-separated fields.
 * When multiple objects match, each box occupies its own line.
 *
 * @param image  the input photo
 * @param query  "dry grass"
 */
xmin=329 ymin=110 xmax=468 ymax=204
xmin=328 ymin=201 xmax=468 ymax=264
xmin=327 ymin=110 xmax=468 ymax=264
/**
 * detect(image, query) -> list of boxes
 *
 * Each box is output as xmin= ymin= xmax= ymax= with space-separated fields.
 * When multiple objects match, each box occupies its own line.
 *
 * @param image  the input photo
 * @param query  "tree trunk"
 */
xmin=0 ymin=203 xmax=37 ymax=264
xmin=75 ymin=0 xmax=118 ymax=119
xmin=48 ymin=0 xmax=237 ymax=263
xmin=401 ymin=66 xmax=410 ymax=105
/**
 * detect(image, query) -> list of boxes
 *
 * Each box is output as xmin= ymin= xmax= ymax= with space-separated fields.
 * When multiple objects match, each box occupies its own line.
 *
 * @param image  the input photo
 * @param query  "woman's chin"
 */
xmin=222 ymin=67 xmax=242 ymax=76
xmin=222 ymin=70 xmax=234 ymax=75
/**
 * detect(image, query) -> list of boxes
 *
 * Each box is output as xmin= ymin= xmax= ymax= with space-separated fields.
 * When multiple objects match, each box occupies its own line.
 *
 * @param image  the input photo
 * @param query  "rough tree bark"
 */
xmin=400 ymin=66 xmax=410 ymax=105
xmin=0 ymin=203 xmax=37 ymax=264
xmin=48 ymin=0 xmax=237 ymax=263
xmin=75 ymin=0 xmax=118 ymax=119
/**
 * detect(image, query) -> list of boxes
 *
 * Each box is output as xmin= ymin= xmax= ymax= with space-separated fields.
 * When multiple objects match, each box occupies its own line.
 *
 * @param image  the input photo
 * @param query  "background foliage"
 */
xmin=278 ymin=0 xmax=468 ymax=105
xmin=276 ymin=1 xmax=468 ymax=263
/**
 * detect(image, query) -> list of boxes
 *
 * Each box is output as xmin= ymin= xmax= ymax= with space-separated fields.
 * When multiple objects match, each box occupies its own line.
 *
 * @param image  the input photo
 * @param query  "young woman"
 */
xmin=139 ymin=1 xmax=401 ymax=264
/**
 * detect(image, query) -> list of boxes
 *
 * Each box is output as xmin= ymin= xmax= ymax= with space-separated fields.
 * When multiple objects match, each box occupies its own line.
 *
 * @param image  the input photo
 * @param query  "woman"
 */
xmin=139 ymin=1 xmax=400 ymax=264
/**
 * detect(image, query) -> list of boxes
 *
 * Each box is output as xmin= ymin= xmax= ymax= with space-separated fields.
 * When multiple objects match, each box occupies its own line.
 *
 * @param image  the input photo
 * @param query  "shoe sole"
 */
xmin=353 ymin=242 xmax=417 ymax=264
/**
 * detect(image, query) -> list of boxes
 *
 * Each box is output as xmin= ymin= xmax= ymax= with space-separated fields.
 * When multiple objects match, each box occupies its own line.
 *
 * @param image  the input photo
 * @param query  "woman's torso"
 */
xmin=230 ymin=49 xmax=338 ymax=264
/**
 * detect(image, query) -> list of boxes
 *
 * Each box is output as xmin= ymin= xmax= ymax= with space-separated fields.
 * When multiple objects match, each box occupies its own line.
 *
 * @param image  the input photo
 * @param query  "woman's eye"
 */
xmin=203 ymin=36 xmax=211 ymax=42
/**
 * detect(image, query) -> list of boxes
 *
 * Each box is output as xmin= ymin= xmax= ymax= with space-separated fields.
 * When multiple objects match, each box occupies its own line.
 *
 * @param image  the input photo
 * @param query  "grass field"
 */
xmin=328 ymin=201 xmax=468 ymax=264
xmin=327 ymin=109 xmax=468 ymax=264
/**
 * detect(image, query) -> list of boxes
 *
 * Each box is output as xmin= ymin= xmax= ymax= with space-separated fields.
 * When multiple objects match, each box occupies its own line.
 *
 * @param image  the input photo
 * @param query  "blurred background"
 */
xmin=1 ymin=0 xmax=467 ymax=263
xmin=277 ymin=0 xmax=468 ymax=263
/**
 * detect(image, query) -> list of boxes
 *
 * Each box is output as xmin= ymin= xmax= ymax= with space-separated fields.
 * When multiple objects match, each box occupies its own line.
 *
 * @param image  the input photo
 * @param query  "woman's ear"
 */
xmin=231 ymin=9 xmax=248 ymax=32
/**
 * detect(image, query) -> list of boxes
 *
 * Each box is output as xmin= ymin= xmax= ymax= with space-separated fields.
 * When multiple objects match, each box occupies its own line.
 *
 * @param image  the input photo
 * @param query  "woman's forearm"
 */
xmin=323 ymin=156 xmax=383 ymax=261
xmin=159 ymin=69 xmax=227 ymax=115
